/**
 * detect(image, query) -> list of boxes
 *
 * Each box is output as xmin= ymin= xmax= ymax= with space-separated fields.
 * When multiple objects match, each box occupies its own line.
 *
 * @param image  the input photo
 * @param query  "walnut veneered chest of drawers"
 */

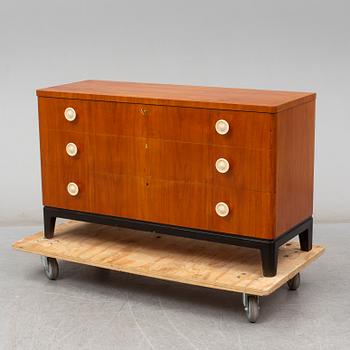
xmin=37 ymin=80 xmax=316 ymax=276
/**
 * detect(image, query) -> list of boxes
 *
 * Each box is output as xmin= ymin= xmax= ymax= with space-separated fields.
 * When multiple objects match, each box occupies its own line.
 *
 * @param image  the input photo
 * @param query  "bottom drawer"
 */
xmin=41 ymin=165 xmax=93 ymax=213
xmin=147 ymin=179 xmax=275 ymax=238
xmin=42 ymin=170 xmax=275 ymax=239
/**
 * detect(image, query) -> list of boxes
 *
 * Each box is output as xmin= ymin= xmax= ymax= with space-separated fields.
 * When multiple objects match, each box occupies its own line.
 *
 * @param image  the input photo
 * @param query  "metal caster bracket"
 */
xmin=243 ymin=293 xmax=260 ymax=323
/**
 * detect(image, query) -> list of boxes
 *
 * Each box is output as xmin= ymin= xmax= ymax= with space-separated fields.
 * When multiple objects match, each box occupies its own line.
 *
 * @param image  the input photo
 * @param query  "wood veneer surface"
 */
xmin=37 ymin=84 xmax=316 ymax=240
xmin=275 ymin=101 xmax=315 ymax=235
xmin=37 ymin=80 xmax=315 ymax=113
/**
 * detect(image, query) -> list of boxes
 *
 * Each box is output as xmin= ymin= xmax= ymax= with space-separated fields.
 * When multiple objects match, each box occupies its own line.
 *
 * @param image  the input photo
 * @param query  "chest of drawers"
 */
xmin=37 ymin=80 xmax=316 ymax=276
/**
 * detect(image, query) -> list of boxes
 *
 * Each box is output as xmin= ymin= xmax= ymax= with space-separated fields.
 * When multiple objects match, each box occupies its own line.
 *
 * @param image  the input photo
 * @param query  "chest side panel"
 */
xmin=275 ymin=101 xmax=315 ymax=235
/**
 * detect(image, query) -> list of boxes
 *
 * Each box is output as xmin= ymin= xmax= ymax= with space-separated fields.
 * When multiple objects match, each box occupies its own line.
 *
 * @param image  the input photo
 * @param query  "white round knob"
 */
xmin=215 ymin=158 xmax=230 ymax=173
xmin=64 ymin=107 xmax=76 ymax=122
xmin=215 ymin=202 xmax=229 ymax=217
xmin=67 ymin=182 xmax=79 ymax=196
xmin=215 ymin=119 xmax=229 ymax=135
xmin=66 ymin=142 xmax=78 ymax=157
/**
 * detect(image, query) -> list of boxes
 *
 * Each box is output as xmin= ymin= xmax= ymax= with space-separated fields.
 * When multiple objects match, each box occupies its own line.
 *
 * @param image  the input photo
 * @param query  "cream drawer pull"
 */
xmin=215 ymin=119 xmax=229 ymax=135
xmin=215 ymin=202 xmax=229 ymax=217
xmin=215 ymin=158 xmax=230 ymax=173
xmin=67 ymin=182 xmax=79 ymax=196
xmin=64 ymin=107 xmax=76 ymax=121
xmin=66 ymin=142 xmax=78 ymax=157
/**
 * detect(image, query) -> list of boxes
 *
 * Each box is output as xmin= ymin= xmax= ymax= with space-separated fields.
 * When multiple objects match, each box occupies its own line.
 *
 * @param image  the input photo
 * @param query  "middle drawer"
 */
xmin=41 ymin=130 xmax=274 ymax=192
xmin=147 ymin=139 xmax=274 ymax=192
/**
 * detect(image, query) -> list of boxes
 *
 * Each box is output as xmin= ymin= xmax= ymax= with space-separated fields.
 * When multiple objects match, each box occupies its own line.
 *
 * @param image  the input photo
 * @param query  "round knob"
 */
xmin=215 ymin=119 xmax=229 ymax=135
xmin=215 ymin=202 xmax=229 ymax=217
xmin=66 ymin=142 xmax=78 ymax=157
xmin=215 ymin=158 xmax=230 ymax=173
xmin=67 ymin=182 xmax=79 ymax=196
xmin=64 ymin=107 xmax=76 ymax=122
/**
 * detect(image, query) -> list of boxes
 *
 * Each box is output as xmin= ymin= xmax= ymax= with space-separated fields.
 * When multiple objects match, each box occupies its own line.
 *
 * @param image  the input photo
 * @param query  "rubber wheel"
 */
xmin=41 ymin=256 xmax=59 ymax=280
xmin=287 ymin=273 xmax=300 ymax=290
xmin=245 ymin=295 xmax=260 ymax=323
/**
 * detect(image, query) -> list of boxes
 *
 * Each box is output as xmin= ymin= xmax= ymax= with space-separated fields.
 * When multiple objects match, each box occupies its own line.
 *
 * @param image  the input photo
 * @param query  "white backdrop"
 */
xmin=1 ymin=0 xmax=349 ymax=225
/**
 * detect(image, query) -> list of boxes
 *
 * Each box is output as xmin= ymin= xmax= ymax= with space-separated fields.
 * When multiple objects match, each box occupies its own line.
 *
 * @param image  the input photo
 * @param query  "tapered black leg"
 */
xmin=260 ymin=243 xmax=278 ymax=277
xmin=299 ymin=221 xmax=313 ymax=251
xmin=44 ymin=207 xmax=56 ymax=239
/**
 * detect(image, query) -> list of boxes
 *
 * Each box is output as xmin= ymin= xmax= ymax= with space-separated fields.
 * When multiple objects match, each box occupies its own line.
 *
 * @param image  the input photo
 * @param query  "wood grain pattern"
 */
xmin=38 ymin=97 xmax=92 ymax=132
xmin=41 ymin=164 xmax=94 ymax=213
xmin=37 ymin=84 xmax=316 ymax=241
xmin=92 ymin=174 xmax=149 ymax=222
xmin=275 ymin=101 xmax=316 ymax=234
xmin=38 ymin=97 xmax=274 ymax=149
xmin=146 ymin=180 xmax=274 ymax=237
xmin=12 ymin=221 xmax=325 ymax=295
xmin=37 ymin=80 xmax=315 ymax=113
xmin=148 ymin=140 xmax=274 ymax=191
xmin=148 ymin=105 xmax=274 ymax=149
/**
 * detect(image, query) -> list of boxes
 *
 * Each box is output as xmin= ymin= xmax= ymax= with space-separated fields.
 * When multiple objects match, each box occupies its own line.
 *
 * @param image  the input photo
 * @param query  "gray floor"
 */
xmin=1 ymin=223 xmax=349 ymax=350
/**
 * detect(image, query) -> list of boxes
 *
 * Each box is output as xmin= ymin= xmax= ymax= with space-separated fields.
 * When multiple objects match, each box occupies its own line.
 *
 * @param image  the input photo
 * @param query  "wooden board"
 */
xmin=12 ymin=221 xmax=324 ymax=296
xmin=36 ymin=80 xmax=316 ymax=113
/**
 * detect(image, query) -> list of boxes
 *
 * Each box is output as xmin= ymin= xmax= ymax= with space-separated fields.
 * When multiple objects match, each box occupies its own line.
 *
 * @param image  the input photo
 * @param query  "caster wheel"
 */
xmin=243 ymin=294 xmax=260 ymax=323
xmin=41 ymin=256 xmax=59 ymax=280
xmin=287 ymin=273 xmax=300 ymax=290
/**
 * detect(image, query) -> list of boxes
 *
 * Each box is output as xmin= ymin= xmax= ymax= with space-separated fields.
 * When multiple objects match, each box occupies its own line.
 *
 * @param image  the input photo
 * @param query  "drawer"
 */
xmin=39 ymin=129 xmax=91 ymax=169
xmin=147 ymin=180 xmax=275 ymax=238
xmin=41 ymin=165 xmax=93 ymax=212
xmin=38 ymin=98 xmax=92 ymax=133
xmin=42 ymin=169 xmax=149 ymax=222
xmin=42 ymin=169 xmax=274 ymax=238
xmin=208 ymin=186 xmax=275 ymax=238
xmin=208 ymin=109 xmax=274 ymax=149
xmin=38 ymin=98 xmax=147 ymax=137
xmin=148 ymin=139 xmax=274 ymax=192
xmin=147 ymin=105 xmax=274 ymax=149
xmin=39 ymin=98 xmax=274 ymax=150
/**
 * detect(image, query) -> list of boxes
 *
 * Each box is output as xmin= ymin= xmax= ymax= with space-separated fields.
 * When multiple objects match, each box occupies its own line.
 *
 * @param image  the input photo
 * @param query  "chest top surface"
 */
xmin=37 ymin=80 xmax=315 ymax=113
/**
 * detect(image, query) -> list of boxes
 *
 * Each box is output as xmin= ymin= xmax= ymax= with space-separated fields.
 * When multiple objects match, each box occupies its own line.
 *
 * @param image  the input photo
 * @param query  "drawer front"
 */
xmin=38 ymin=98 xmax=92 ymax=133
xmin=148 ymin=139 xmax=274 ymax=192
xmin=38 ymin=97 xmax=147 ymax=137
xmin=42 ymin=166 xmax=274 ymax=239
xmin=39 ymin=129 xmax=91 ymax=168
xmin=39 ymin=98 xmax=274 ymax=150
xmin=147 ymin=105 xmax=274 ymax=149
xmin=208 ymin=185 xmax=275 ymax=238
xmin=41 ymin=165 xmax=93 ymax=212
xmin=208 ymin=109 xmax=274 ymax=149
xmin=147 ymin=180 xmax=275 ymax=238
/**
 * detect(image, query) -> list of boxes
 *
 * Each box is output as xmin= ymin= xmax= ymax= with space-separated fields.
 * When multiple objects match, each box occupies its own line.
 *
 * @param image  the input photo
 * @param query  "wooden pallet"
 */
xmin=12 ymin=221 xmax=324 ymax=297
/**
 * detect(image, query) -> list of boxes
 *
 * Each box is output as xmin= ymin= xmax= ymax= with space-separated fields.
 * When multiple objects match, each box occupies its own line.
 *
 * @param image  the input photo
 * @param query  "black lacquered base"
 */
xmin=43 ymin=206 xmax=313 ymax=277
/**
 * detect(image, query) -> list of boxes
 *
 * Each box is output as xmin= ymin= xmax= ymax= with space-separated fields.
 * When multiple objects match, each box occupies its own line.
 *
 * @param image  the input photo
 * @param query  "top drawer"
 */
xmin=38 ymin=98 xmax=274 ymax=149
xmin=38 ymin=98 xmax=147 ymax=137
xmin=148 ymin=106 xmax=274 ymax=150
